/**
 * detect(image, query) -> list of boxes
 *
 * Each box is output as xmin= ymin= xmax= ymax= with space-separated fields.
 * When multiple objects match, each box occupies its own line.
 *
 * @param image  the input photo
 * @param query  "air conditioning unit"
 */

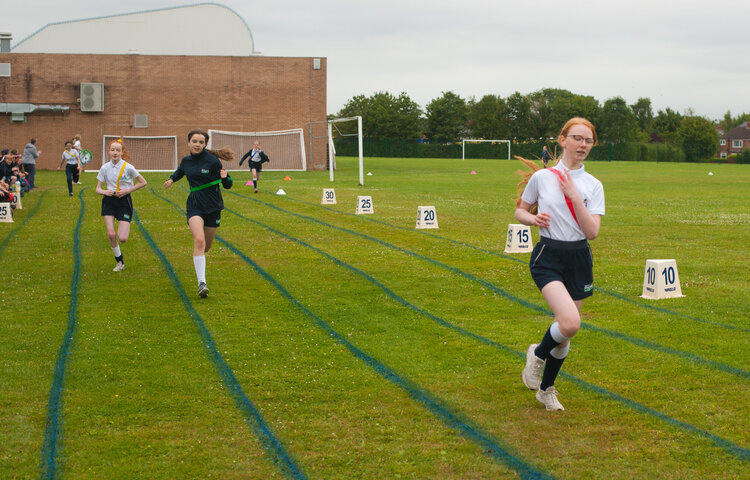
xmin=80 ymin=82 xmax=104 ymax=112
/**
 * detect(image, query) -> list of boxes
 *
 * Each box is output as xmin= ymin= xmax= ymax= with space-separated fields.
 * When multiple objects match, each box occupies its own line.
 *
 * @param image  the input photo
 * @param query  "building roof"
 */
xmin=722 ymin=122 xmax=750 ymax=140
xmin=11 ymin=3 xmax=257 ymax=56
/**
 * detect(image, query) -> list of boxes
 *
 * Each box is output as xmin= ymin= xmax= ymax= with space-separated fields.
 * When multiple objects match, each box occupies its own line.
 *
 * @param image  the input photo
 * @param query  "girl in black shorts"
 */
xmin=95 ymin=138 xmax=147 ymax=271
xmin=516 ymin=117 xmax=605 ymax=411
xmin=164 ymin=129 xmax=234 ymax=298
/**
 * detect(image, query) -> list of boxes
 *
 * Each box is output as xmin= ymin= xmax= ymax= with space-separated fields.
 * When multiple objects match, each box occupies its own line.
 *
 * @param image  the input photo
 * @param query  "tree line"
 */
xmin=335 ymin=89 xmax=750 ymax=161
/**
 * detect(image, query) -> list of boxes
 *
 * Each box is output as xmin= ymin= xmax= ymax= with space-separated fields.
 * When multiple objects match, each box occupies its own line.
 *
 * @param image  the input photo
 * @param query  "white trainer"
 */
xmin=113 ymin=262 xmax=125 ymax=272
xmin=536 ymin=386 xmax=564 ymax=411
xmin=198 ymin=281 xmax=209 ymax=298
xmin=522 ymin=344 xmax=545 ymax=390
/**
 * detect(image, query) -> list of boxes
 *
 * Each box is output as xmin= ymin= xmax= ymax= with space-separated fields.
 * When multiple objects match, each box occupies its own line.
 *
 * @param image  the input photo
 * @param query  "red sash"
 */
xmin=548 ymin=168 xmax=579 ymax=225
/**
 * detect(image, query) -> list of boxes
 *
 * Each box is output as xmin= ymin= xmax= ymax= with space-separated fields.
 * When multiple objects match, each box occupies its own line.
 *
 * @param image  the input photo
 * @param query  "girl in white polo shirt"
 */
xmin=95 ymin=139 xmax=147 ymax=272
xmin=515 ymin=117 xmax=605 ymax=411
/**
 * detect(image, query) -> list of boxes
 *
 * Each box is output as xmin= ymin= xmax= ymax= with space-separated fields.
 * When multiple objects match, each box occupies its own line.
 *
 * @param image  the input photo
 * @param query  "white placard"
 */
xmin=415 ymin=206 xmax=438 ymax=229
xmin=321 ymin=188 xmax=337 ymax=205
xmin=504 ymin=224 xmax=533 ymax=253
xmin=10 ymin=193 xmax=21 ymax=210
xmin=356 ymin=195 xmax=373 ymax=214
xmin=641 ymin=259 xmax=684 ymax=299
xmin=0 ymin=202 xmax=13 ymax=223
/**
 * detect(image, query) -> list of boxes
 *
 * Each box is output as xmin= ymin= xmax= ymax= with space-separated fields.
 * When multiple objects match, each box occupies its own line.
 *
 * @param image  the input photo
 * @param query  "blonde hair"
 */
xmin=514 ymin=156 xmax=543 ymax=214
xmin=557 ymin=117 xmax=598 ymax=146
xmin=187 ymin=128 xmax=234 ymax=162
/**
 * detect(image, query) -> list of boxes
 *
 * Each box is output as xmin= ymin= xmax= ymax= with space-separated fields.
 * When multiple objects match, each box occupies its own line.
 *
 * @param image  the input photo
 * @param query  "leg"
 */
xmin=65 ymin=165 xmax=74 ymax=195
xmin=188 ymin=216 xmax=209 ymax=296
xmin=103 ymin=216 xmax=118 ymax=248
xmin=203 ymin=226 xmax=217 ymax=253
xmin=252 ymin=167 xmax=258 ymax=192
xmin=117 ymin=220 xmax=131 ymax=244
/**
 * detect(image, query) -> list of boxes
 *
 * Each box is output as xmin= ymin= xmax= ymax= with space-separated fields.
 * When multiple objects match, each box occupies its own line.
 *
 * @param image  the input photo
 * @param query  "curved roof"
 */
xmin=12 ymin=3 xmax=257 ymax=56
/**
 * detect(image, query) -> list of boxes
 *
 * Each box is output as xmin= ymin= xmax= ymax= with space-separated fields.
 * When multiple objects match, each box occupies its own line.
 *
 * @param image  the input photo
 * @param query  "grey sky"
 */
xmin=3 ymin=0 xmax=749 ymax=121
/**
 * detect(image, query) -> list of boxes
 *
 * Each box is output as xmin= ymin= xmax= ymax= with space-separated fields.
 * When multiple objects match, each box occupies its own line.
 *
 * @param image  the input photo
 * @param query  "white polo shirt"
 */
xmin=521 ymin=161 xmax=605 ymax=241
xmin=97 ymin=159 xmax=140 ymax=192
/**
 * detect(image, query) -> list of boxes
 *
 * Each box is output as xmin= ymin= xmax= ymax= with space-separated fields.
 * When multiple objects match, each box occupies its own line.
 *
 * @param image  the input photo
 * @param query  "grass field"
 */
xmin=1 ymin=157 xmax=748 ymax=479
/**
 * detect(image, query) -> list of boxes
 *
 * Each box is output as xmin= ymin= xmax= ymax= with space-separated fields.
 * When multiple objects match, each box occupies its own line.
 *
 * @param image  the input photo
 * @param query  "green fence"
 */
xmin=333 ymin=138 xmax=688 ymax=162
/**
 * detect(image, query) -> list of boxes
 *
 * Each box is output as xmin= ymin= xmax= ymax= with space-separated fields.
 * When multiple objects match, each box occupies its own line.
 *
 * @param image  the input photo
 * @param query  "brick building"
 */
xmin=0 ymin=4 xmax=328 ymax=170
xmin=718 ymin=121 xmax=750 ymax=159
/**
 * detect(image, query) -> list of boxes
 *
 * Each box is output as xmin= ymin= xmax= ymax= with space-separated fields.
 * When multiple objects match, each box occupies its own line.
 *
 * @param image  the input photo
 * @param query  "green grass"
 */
xmin=1 ymin=158 xmax=748 ymax=479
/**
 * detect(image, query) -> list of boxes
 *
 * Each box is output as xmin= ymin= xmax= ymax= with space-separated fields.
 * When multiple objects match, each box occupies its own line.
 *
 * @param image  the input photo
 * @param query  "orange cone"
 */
xmin=284 ymin=176 xmax=291 ymax=181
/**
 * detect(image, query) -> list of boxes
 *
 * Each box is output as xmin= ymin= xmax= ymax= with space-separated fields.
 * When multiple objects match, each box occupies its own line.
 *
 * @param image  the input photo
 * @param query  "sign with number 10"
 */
xmin=641 ymin=259 xmax=684 ymax=299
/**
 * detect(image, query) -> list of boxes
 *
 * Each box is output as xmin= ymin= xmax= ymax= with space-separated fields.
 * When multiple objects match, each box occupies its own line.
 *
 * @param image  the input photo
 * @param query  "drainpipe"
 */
xmin=0 ymin=103 xmax=70 ymax=122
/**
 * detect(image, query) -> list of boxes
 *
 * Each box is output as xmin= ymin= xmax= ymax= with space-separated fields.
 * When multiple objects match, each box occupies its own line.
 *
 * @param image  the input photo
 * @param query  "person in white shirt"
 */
xmin=72 ymin=134 xmax=83 ymax=184
xmin=515 ymin=117 xmax=605 ymax=411
xmin=95 ymin=139 xmax=147 ymax=272
xmin=58 ymin=141 xmax=81 ymax=197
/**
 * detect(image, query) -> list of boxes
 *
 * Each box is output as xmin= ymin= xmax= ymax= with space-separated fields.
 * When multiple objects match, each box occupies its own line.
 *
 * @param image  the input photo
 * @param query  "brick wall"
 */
xmin=0 ymin=53 xmax=327 ymax=170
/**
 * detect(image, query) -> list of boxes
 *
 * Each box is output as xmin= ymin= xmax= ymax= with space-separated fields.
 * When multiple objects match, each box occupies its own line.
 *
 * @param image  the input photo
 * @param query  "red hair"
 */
xmin=557 ymin=117 xmax=598 ymax=146
xmin=108 ymin=137 xmax=131 ymax=160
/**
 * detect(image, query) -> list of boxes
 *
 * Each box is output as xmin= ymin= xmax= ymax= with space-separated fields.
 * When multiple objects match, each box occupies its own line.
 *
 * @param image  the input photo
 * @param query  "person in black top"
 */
xmin=540 ymin=145 xmax=552 ymax=168
xmin=239 ymin=140 xmax=270 ymax=193
xmin=164 ymin=129 xmax=234 ymax=298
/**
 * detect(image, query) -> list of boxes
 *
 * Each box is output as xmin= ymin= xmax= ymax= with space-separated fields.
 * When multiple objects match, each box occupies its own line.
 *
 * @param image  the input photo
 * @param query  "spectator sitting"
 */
xmin=0 ymin=149 xmax=13 ymax=180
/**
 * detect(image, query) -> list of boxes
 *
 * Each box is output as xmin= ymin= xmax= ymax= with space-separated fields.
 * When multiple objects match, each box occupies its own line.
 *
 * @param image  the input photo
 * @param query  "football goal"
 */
xmin=99 ymin=135 xmax=178 ymax=171
xmin=461 ymin=139 xmax=511 ymax=160
xmin=208 ymin=128 xmax=306 ymax=171
xmin=319 ymin=116 xmax=363 ymax=185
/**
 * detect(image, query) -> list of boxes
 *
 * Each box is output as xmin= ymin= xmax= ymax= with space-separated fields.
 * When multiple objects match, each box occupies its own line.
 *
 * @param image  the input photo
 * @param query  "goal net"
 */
xmin=100 ymin=135 xmax=178 ymax=171
xmin=307 ymin=116 xmax=363 ymax=184
xmin=208 ymin=128 xmax=306 ymax=171
xmin=461 ymin=139 xmax=511 ymax=160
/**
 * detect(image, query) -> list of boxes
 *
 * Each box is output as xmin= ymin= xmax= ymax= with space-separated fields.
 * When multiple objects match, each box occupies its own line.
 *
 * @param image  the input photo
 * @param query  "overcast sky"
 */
xmin=3 ymin=0 xmax=749 ymax=122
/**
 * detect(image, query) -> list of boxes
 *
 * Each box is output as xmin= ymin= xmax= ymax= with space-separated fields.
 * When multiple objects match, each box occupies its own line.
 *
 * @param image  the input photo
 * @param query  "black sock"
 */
xmin=115 ymin=254 xmax=124 ymax=263
xmin=540 ymin=355 xmax=566 ymax=391
xmin=253 ymin=179 xmax=258 ymax=189
xmin=534 ymin=327 xmax=560 ymax=360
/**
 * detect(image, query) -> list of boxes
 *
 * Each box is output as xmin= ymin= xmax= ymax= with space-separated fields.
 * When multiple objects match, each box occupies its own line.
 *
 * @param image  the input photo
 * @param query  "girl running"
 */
xmin=164 ymin=129 xmax=233 ymax=298
xmin=239 ymin=140 xmax=269 ymax=193
xmin=516 ymin=117 xmax=605 ymax=411
xmin=95 ymin=138 xmax=147 ymax=272
xmin=58 ymin=141 xmax=81 ymax=196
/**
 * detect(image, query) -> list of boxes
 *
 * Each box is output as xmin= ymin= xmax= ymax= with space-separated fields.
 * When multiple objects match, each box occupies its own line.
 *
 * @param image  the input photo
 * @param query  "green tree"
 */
xmin=676 ymin=116 xmax=719 ymax=161
xmin=467 ymin=95 xmax=510 ymax=139
xmin=337 ymin=91 xmax=422 ymax=139
xmin=425 ymin=91 xmax=468 ymax=141
xmin=549 ymin=94 xmax=600 ymax=137
xmin=721 ymin=110 xmax=750 ymax=131
xmin=596 ymin=97 xmax=641 ymax=143
xmin=505 ymin=91 xmax=535 ymax=140
xmin=630 ymin=97 xmax=654 ymax=133
xmin=652 ymin=108 xmax=683 ymax=144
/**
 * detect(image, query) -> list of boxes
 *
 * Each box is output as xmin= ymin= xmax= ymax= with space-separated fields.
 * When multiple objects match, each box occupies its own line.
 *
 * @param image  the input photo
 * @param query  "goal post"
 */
xmin=208 ymin=128 xmax=306 ymax=171
xmin=100 ymin=135 xmax=178 ymax=171
xmin=327 ymin=116 xmax=364 ymax=185
xmin=462 ymin=139 xmax=511 ymax=161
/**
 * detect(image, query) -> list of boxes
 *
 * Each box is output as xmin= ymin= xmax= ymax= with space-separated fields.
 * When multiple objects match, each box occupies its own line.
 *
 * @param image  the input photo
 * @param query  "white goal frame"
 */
xmin=208 ymin=128 xmax=306 ymax=171
xmin=461 ymin=139 xmax=511 ymax=160
xmin=327 ymin=116 xmax=364 ymax=185
xmin=99 ymin=135 xmax=178 ymax=172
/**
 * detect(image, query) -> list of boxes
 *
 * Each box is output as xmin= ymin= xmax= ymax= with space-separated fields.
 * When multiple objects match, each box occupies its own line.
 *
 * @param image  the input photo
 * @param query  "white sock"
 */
xmin=112 ymin=245 xmax=122 ymax=258
xmin=193 ymin=255 xmax=206 ymax=284
xmin=550 ymin=322 xmax=570 ymax=343
xmin=550 ymin=342 xmax=570 ymax=360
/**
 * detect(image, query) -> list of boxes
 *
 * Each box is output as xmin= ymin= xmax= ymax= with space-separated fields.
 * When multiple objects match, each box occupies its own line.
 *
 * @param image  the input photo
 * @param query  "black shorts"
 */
xmin=187 ymin=210 xmax=221 ymax=228
xmin=249 ymin=161 xmax=263 ymax=172
xmin=101 ymin=194 xmax=134 ymax=222
xmin=529 ymin=237 xmax=594 ymax=301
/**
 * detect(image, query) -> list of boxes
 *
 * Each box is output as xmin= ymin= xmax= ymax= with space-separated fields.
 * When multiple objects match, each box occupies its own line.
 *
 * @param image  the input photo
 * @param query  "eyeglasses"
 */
xmin=567 ymin=135 xmax=595 ymax=145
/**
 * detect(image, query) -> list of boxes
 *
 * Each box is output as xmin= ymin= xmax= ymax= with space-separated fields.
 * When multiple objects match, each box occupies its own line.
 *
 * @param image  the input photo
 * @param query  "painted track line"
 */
xmin=40 ymin=189 xmax=85 ymax=479
xmin=218 ymin=205 xmax=750 ymax=464
xmin=153 ymin=189 xmax=556 ymax=480
xmin=277 ymin=194 xmax=747 ymax=333
xmin=228 ymin=191 xmax=750 ymax=382
xmin=133 ymin=212 xmax=307 ymax=480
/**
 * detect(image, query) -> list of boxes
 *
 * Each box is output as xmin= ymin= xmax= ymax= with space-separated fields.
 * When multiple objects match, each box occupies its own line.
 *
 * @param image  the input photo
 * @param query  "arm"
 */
xmin=558 ymin=170 xmax=601 ymax=240
xmin=164 ymin=164 xmax=184 ymax=189
xmin=220 ymin=168 xmax=233 ymax=189
xmin=260 ymin=151 xmax=270 ymax=163
xmin=239 ymin=150 xmax=252 ymax=166
xmin=515 ymin=200 xmax=551 ymax=228
xmin=96 ymin=180 xmax=114 ymax=197
xmin=116 ymin=175 xmax=147 ymax=198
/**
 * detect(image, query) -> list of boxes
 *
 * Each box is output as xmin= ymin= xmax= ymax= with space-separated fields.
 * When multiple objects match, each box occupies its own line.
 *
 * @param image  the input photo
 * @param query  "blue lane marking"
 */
xmin=151 ymin=188 xmax=555 ymax=480
xmin=219 ymin=205 xmax=750 ymax=464
xmin=227 ymin=191 xmax=750 ymax=382
xmin=278 ymin=194 xmax=748 ymax=333
xmin=133 ymin=212 xmax=308 ymax=480
xmin=40 ymin=189 xmax=85 ymax=479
